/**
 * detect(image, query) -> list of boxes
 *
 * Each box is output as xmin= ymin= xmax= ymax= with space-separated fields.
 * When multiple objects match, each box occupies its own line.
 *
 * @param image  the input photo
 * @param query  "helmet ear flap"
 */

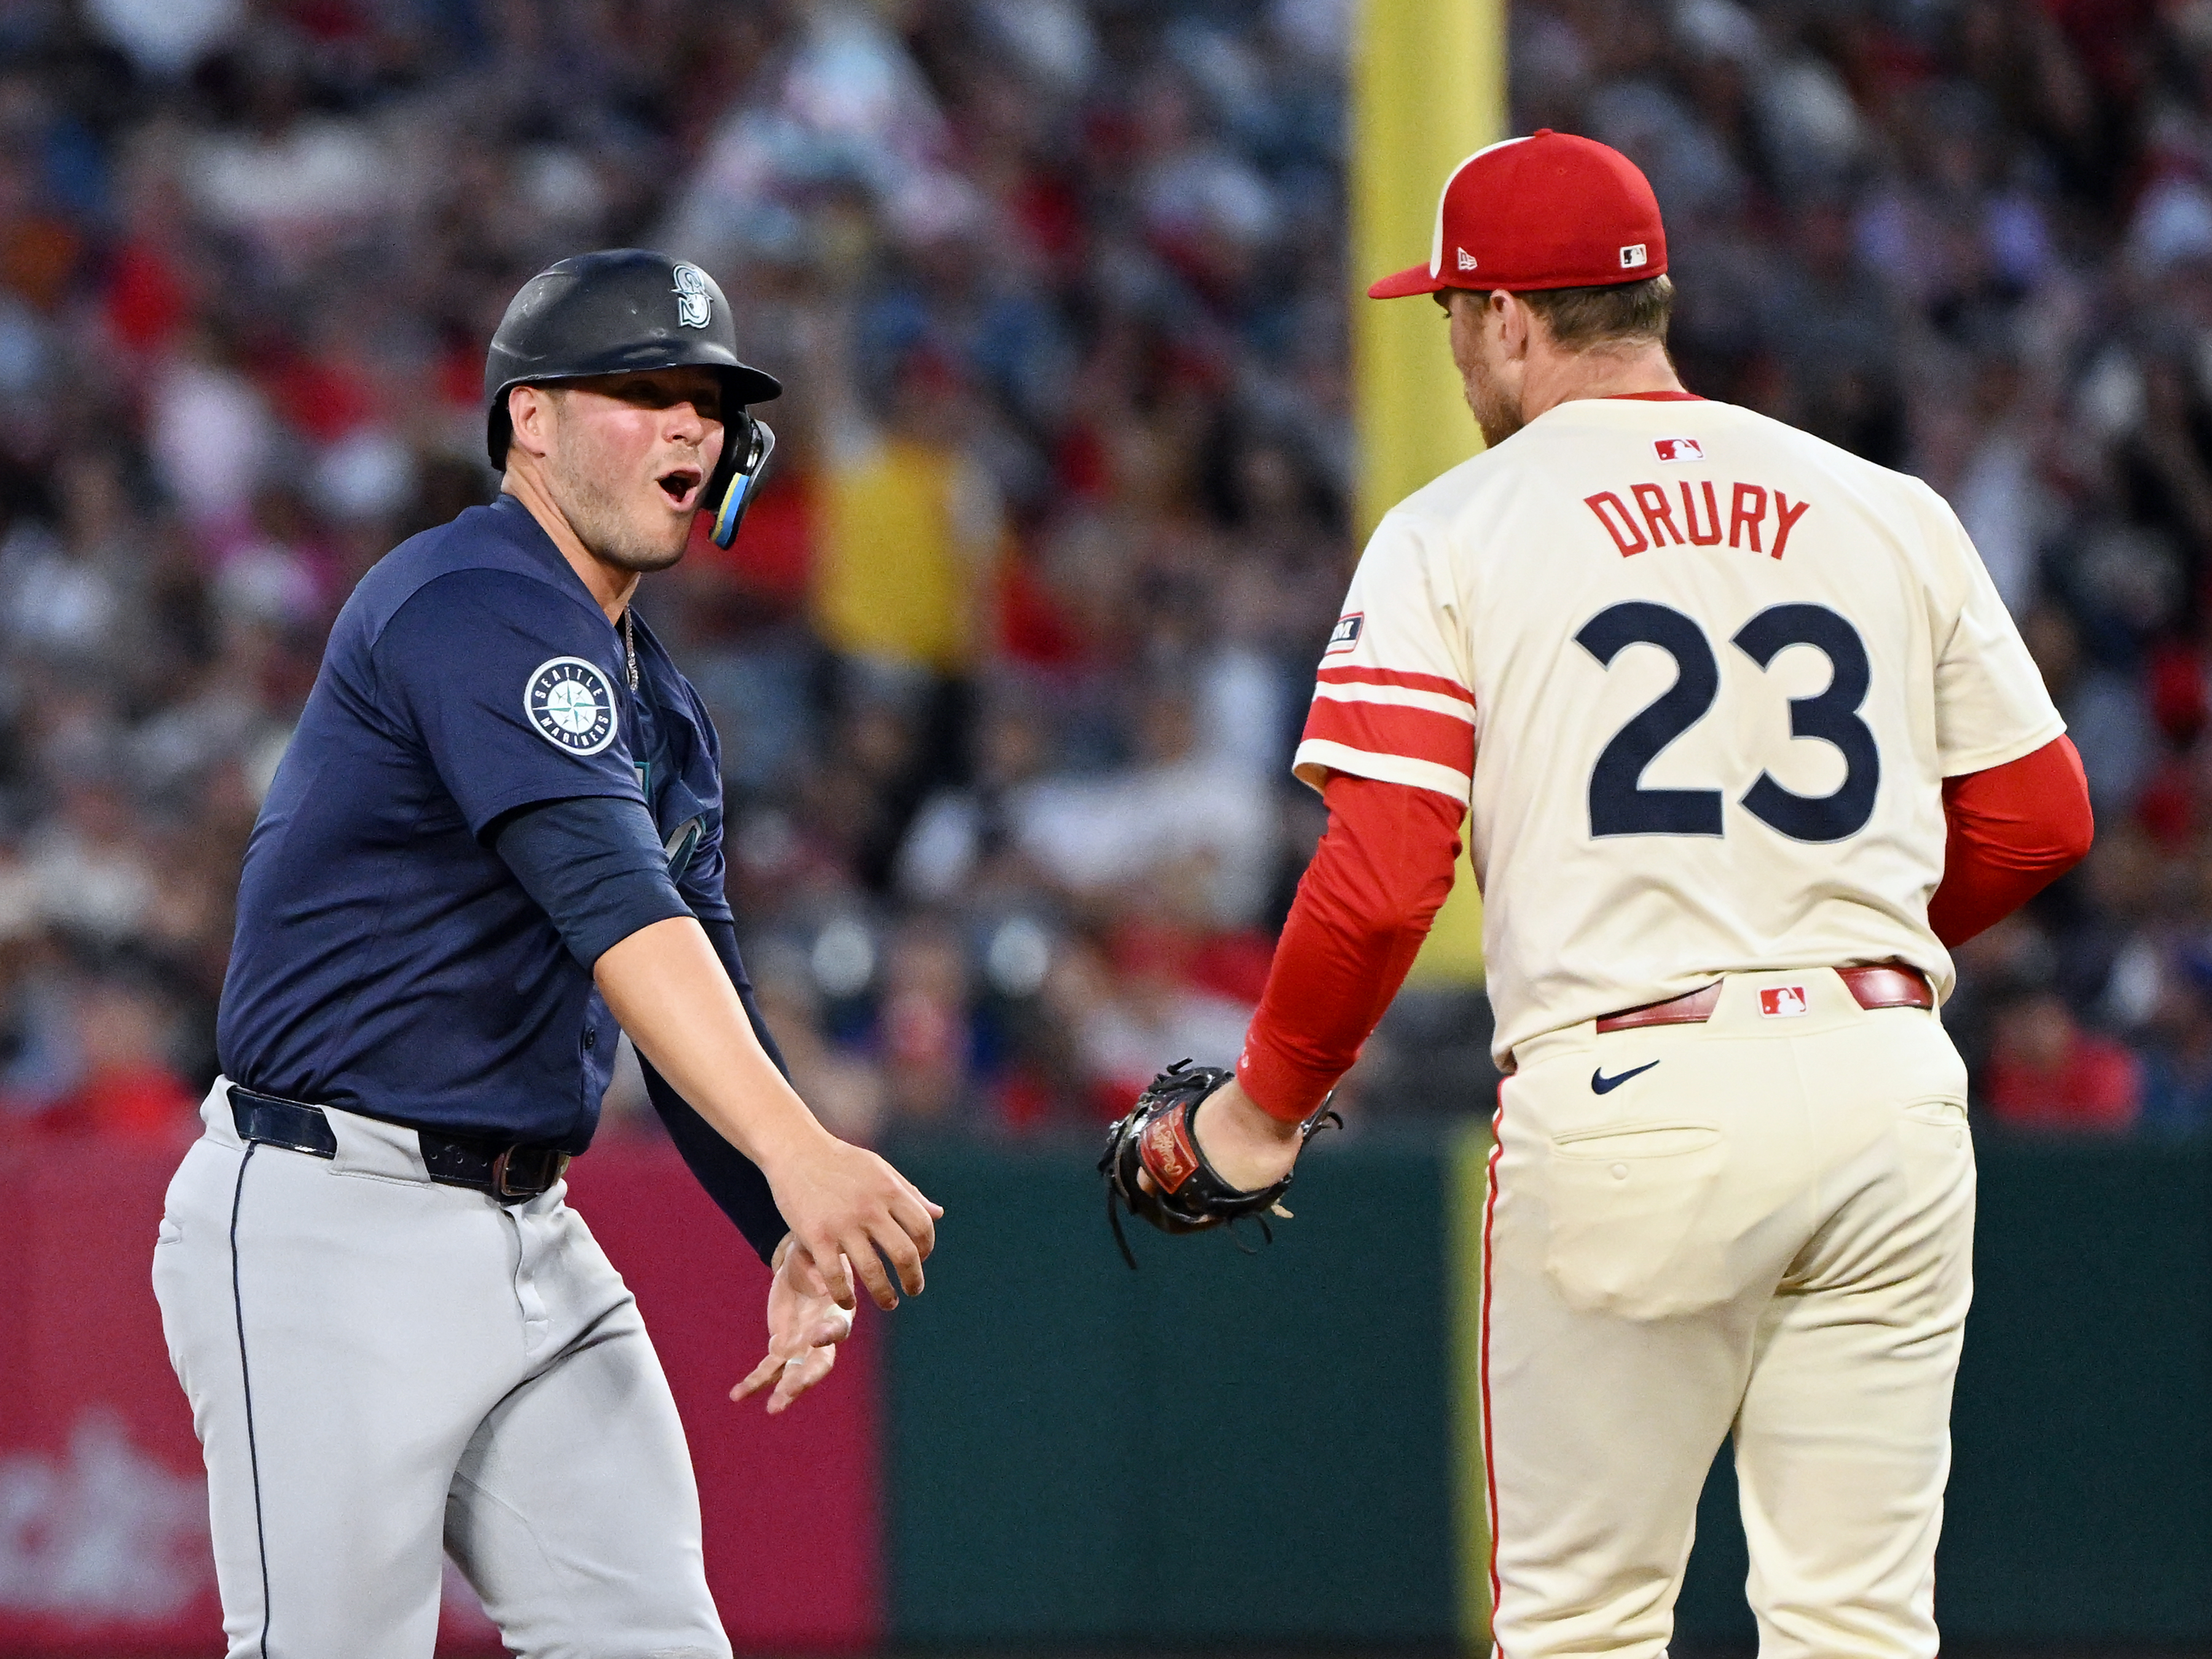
xmin=708 ymin=414 xmax=775 ymax=547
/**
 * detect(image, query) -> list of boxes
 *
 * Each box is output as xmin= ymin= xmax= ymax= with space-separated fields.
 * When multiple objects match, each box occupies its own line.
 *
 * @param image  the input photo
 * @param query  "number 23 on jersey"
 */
xmin=1575 ymin=600 xmax=1878 ymax=844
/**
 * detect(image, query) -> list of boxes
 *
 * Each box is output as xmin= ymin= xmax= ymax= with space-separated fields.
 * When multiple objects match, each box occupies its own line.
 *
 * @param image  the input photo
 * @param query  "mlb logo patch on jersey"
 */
xmin=1325 ymin=612 xmax=1365 ymax=655
xmin=1653 ymin=437 xmax=1703 ymax=463
xmin=525 ymin=656 xmax=619 ymax=757
xmin=1759 ymin=986 xmax=1809 ymax=1019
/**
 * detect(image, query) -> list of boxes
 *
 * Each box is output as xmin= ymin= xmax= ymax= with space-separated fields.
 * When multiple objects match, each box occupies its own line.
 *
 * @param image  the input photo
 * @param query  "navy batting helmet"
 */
xmin=484 ymin=249 xmax=782 ymax=546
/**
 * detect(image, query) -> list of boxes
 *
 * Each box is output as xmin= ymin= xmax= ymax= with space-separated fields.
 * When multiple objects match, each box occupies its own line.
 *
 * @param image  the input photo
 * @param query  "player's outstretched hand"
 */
xmin=767 ymin=1132 xmax=943 ymax=1312
xmin=731 ymin=1233 xmax=855 ymax=1414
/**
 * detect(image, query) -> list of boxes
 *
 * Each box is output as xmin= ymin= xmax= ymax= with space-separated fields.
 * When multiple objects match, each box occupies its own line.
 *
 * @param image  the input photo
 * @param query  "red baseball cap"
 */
xmin=1367 ymin=129 xmax=1668 ymax=299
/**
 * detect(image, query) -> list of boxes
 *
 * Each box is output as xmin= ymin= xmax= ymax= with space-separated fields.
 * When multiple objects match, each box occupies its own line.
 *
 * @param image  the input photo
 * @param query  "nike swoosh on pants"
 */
xmin=1590 ymin=1059 xmax=1661 ymax=1095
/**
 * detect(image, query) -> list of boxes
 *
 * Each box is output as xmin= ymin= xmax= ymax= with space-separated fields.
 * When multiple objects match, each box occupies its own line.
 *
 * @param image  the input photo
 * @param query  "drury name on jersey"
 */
xmin=1584 ymin=479 xmax=1814 ymax=560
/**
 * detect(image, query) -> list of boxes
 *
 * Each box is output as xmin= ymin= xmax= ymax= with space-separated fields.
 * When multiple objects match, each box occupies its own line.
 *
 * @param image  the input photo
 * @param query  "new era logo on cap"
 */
xmin=1457 ymin=248 xmax=1477 ymax=270
xmin=1653 ymin=437 xmax=1703 ymax=463
xmin=1759 ymin=986 xmax=1809 ymax=1019
xmin=1620 ymin=243 xmax=1648 ymax=269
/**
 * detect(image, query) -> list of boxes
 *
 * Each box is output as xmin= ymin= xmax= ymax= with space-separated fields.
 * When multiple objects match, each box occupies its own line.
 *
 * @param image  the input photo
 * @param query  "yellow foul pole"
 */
xmin=1351 ymin=0 xmax=1504 ymax=536
xmin=1349 ymin=0 xmax=1501 ymax=994
xmin=1349 ymin=4 xmax=1507 ymax=1650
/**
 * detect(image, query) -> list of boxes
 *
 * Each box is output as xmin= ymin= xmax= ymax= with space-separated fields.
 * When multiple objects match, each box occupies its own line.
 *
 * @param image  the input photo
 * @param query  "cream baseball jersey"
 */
xmin=1295 ymin=393 xmax=2063 ymax=1064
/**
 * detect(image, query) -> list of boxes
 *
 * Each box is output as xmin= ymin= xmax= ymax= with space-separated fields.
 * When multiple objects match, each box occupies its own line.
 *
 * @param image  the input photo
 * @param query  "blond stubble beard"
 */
xmin=543 ymin=402 xmax=694 ymax=573
xmin=1462 ymin=348 xmax=1523 ymax=450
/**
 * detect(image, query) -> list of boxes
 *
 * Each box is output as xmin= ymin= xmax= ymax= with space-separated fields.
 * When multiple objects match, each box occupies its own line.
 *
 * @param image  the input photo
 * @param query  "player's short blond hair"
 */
xmin=1460 ymin=274 xmax=1674 ymax=352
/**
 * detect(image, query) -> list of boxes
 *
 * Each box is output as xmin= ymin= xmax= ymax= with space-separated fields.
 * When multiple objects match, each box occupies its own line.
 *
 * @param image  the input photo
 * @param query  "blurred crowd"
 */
xmin=0 ymin=0 xmax=2205 ymax=1152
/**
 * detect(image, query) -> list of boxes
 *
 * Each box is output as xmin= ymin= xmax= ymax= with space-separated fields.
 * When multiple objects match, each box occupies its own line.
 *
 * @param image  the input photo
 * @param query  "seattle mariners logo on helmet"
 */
xmin=671 ymin=263 xmax=713 ymax=329
xmin=524 ymin=657 xmax=619 ymax=756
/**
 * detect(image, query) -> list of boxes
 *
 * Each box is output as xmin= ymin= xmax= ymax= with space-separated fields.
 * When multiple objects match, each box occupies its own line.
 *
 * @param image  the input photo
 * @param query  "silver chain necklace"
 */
xmin=622 ymin=606 xmax=638 ymax=691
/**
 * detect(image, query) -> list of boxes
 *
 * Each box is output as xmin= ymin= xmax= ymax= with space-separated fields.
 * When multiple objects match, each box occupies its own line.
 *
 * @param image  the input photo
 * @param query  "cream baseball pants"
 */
xmin=151 ymin=1080 xmax=731 ymax=1659
xmin=1485 ymin=970 xmax=1974 ymax=1659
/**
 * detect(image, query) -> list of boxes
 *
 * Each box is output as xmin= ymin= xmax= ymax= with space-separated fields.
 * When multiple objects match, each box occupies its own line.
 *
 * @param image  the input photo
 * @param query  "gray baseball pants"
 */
xmin=152 ymin=1079 xmax=731 ymax=1659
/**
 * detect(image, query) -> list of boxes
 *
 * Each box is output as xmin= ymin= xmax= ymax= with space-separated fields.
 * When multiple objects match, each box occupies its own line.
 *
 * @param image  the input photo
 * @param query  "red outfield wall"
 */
xmin=0 ymin=1137 xmax=883 ymax=1656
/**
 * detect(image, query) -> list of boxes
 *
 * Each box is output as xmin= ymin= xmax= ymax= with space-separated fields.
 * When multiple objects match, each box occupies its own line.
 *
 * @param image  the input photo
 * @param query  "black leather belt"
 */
xmin=227 ymin=1086 xmax=571 ymax=1201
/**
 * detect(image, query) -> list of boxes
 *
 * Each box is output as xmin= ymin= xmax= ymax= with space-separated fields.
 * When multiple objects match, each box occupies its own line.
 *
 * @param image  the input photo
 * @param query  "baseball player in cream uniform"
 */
xmin=1172 ymin=132 xmax=2094 ymax=1658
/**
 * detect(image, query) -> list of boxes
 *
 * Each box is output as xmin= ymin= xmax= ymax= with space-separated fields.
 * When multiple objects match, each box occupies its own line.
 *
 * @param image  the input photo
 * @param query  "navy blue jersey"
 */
xmin=218 ymin=494 xmax=730 ymax=1150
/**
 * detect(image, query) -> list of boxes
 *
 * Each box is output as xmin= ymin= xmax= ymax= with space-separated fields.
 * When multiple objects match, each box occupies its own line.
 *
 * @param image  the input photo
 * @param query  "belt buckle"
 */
xmin=490 ymin=1146 xmax=568 ymax=1200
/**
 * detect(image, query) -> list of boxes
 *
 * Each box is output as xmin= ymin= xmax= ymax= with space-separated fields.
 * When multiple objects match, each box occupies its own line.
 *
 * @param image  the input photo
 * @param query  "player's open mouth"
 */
xmin=657 ymin=468 xmax=702 ymax=508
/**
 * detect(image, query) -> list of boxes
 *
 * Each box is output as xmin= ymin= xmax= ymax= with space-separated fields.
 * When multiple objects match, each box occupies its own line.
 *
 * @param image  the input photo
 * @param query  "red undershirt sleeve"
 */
xmin=1235 ymin=772 xmax=1466 ymax=1123
xmin=1926 ymin=734 xmax=2094 ymax=948
xmin=1236 ymin=740 xmax=2087 ymax=1119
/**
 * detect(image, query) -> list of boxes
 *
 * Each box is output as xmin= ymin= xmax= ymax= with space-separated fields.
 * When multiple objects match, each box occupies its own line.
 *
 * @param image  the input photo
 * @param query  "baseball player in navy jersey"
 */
xmin=152 ymin=249 xmax=942 ymax=1658
xmin=1113 ymin=135 xmax=2095 ymax=1657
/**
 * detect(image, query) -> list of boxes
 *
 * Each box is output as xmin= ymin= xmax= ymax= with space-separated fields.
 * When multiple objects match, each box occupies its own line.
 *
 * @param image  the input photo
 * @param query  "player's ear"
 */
xmin=1496 ymin=291 xmax=1533 ymax=362
xmin=507 ymin=383 xmax=556 ymax=460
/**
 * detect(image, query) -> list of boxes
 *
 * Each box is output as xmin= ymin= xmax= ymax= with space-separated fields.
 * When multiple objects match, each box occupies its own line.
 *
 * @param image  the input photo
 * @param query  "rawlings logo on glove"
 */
xmin=1097 ymin=1059 xmax=1339 ymax=1268
xmin=1137 ymin=1108 xmax=1201 ymax=1191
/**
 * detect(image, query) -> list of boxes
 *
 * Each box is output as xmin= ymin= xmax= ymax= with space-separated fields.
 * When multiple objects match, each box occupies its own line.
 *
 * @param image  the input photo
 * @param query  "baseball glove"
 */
xmin=1097 ymin=1059 xmax=1340 ymax=1268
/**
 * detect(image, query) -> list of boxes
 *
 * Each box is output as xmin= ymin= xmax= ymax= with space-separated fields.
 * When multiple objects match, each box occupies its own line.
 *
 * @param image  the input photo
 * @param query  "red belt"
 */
xmin=1593 ymin=963 xmax=1933 ymax=1034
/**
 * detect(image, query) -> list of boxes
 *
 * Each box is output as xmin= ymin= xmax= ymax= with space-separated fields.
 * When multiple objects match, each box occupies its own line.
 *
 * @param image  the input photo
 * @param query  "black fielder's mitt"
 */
xmin=1097 ymin=1059 xmax=1339 ymax=1268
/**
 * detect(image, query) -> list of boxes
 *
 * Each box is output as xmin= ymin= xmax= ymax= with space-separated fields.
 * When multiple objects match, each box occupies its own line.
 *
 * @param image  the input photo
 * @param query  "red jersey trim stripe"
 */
xmin=1315 ymin=665 xmax=1476 ymax=707
xmin=1302 ymin=696 xmax=1477 ymax=774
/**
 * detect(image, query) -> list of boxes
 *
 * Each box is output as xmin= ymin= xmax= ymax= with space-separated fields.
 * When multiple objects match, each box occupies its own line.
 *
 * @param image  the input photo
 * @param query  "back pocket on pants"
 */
xmin=1540 ymin=1123 xmax=1728 ymax=1320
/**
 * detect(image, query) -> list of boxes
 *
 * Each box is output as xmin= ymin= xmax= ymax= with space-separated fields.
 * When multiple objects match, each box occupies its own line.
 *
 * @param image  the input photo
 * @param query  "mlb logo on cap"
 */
xmin=1759 ymin=986 xmax=1809 ymax=1019
xmin=1654 ymin=437 xmax=1703 ymax=463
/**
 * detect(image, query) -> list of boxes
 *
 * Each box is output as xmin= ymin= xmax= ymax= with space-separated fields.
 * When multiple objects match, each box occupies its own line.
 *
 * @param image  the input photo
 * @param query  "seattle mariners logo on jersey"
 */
xmin=524 ymin=657 xmax=619 ymax=756
xmin=671 ymin=263 xmax=713 ymax=329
